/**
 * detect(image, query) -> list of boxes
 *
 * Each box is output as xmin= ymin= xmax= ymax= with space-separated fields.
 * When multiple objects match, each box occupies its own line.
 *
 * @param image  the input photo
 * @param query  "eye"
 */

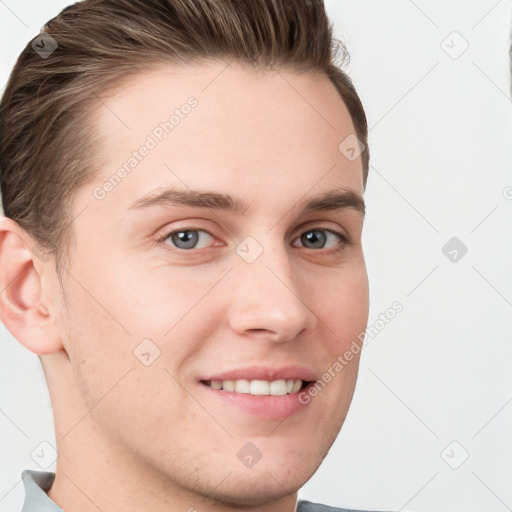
xmin=293 ymin=228 xmax=349 ymax=253
xmin=161 ymin=228 xmax=215 ymax=251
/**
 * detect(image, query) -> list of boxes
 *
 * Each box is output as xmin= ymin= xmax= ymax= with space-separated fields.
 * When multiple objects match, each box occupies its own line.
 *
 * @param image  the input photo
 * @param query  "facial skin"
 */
xmin=0 ymin=61 xmax=368 ymax=512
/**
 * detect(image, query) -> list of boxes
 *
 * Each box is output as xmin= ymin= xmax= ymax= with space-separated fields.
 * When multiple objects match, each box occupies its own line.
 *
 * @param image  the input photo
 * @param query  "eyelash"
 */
xmin=156 ymin=226 xmax=351 ymax=256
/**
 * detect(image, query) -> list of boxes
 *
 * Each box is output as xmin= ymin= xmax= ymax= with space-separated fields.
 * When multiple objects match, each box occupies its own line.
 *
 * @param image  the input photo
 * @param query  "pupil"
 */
xmin=303 ymin=230 xmax=326 ymax=249
xmin=173 ymin=230 xmax=198 ymax=249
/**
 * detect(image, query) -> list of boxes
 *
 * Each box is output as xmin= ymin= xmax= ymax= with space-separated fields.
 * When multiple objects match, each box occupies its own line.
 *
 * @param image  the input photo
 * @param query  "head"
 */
xmin=0 ymin=0 xmax=370 ymax=509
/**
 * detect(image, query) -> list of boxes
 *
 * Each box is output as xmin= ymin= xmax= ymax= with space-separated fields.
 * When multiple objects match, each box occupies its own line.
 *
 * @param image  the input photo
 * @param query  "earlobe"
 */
xmin=0 ymin=216 xmax=63 ymax=354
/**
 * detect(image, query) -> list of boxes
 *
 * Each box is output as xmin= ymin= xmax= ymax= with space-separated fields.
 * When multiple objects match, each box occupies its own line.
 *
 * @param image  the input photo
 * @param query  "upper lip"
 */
xmin=200 ymin=365 xmax=317 ymax=382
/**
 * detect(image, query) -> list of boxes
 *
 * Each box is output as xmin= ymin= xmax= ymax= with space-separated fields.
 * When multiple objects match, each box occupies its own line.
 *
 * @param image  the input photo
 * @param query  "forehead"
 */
xmin=83 ymin=61 xmax=363 ymax=214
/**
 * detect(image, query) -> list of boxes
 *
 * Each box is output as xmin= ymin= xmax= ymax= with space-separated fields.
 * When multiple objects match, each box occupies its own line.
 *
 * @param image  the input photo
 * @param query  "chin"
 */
xmin=203 ymin=471 xmax=306 ymax=508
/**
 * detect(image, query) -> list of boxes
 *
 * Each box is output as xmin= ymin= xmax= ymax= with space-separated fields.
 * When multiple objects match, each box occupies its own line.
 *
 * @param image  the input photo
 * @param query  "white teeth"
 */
xmin=269 ymin=379 xmax=287 ymax=396
xmin=205 ymin=378 xmax=304 ymax=395
xmin=234 ymin=379 xmax=250 ymax=393
xmin=291 ymin=379 xmax=302 ymax=393
xmin=250 ymin=380 xmax=269 ymax=395
xmin=210 ymin=380 xmax=222 ymax=389
xmin=222 ymin=380 xmax=235 ymax=391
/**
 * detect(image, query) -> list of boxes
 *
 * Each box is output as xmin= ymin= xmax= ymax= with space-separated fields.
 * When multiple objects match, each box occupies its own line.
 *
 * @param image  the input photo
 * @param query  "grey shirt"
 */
xmin=20 ymin=469 xmax=384 ymax=512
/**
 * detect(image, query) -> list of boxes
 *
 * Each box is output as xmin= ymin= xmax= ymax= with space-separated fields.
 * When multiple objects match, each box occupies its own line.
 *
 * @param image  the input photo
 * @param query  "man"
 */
xmin=0 ymin=1 xmax=385 ymax=511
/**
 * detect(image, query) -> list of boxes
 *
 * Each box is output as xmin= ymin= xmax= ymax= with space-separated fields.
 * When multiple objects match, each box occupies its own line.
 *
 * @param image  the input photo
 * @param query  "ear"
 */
xmin=0 ymin=216 xmax=63 ymax=354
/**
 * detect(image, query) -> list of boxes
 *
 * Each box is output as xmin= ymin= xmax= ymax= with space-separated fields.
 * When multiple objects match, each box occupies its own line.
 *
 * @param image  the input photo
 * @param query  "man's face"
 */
xmin=48 ymin=61 xmax=369 ymax=506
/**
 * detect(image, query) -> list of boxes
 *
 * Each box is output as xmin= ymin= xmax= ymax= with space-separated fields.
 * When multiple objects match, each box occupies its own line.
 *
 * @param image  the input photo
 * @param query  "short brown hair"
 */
xmin=0 ymin=0 xmax=369 ymax=271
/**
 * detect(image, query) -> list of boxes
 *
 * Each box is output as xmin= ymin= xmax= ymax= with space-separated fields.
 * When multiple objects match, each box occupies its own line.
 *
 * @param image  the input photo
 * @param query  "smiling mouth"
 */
xmin=200 ymin=378 xmax=312 ymax=396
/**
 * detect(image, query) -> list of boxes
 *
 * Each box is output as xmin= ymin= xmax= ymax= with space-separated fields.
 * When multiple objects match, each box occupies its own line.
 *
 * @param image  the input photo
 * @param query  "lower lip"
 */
xmin=199 ymin=382 xmax=313 ymax=421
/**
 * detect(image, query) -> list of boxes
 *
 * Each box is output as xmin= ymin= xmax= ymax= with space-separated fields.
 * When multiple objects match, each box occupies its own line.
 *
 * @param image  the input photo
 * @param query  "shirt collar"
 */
xmin=21 ymin=469 xmax=63 ymax=512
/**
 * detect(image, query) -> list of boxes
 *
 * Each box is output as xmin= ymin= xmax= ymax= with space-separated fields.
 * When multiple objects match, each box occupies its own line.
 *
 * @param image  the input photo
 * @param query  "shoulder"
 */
xmin=297 ymin=499 xmax=391 ymax=512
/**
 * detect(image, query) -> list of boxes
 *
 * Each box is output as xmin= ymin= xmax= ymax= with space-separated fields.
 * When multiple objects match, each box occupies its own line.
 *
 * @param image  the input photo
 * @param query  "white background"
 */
xmin=1 ymin=1 xmax=511 ymax=511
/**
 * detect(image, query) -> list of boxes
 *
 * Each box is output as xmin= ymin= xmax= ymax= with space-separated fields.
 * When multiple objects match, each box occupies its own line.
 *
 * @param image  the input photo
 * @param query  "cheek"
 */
xmin=58 ymin=283 xmax=132 ymax=410
xmin=57 ymin=270 xmax=207 ymax=436
xmin=66 ymin=260 xmax=223 ymax=379
xmin=314 ymin=262 xmax=369 ymax=349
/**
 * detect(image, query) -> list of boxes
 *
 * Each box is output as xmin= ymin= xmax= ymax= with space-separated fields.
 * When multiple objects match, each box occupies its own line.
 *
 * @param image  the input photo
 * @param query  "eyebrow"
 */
xmin=128 ymin=187 xmax=365 ymax=217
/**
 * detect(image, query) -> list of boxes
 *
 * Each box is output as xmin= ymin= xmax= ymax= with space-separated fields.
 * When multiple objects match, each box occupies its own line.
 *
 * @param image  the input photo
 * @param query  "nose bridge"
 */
xmin=227 ymin=233 xmax=317 ymax=340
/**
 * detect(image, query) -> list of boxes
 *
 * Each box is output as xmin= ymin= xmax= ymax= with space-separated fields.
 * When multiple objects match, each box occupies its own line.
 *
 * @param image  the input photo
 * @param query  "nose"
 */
xmin=227 ymin=240 xmax=318 ymax=343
